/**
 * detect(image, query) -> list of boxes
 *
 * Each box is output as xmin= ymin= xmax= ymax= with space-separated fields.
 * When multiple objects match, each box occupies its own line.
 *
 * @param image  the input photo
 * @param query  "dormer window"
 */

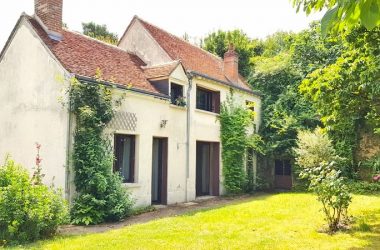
xmin=170 ymin=83 xmax=186 ymax=106
xmin=196 ymin=86 xmax=220 ymax=113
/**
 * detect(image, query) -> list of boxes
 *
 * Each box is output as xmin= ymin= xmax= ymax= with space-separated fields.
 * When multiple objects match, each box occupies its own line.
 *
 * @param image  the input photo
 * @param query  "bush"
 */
xmin=0 ymin=156 xmax=68 ymax=246
xmin=294 ymin=128 xmax=352 ymax=233
xmin=345 ymin=180 xmax=380 ymax=194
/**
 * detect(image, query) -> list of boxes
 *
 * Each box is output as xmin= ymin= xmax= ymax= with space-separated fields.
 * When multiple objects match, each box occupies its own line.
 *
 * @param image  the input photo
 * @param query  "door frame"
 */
xmin=196 ymin=141 xmax=220 ymax=197
xmin=151 ymin=137 xmax=168 ymax=204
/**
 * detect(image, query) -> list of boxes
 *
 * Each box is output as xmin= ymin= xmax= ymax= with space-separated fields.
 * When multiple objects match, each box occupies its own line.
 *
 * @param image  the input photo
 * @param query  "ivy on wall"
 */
xmin=219 ymin=92 xmax=265 ymax=194
xmin=67 ymin=76 xmax=133 ymax=225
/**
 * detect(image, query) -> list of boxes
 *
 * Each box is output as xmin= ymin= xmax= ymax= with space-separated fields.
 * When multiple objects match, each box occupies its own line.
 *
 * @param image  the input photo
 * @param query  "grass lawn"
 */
xmin=14 ymin=193 xmax=380 ymax=250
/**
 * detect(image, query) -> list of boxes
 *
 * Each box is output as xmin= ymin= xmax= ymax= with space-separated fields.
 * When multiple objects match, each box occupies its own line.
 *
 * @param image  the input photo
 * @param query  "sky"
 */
xmin=0 ymin=0 xmax=324 ymax=49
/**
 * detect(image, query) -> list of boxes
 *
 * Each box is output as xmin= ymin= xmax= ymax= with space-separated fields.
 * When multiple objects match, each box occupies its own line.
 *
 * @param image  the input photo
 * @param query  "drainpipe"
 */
xmin=185 ymin=72 xmax=193 ymax=202
xmin=65 ymin=80 xmax=72 ymax=204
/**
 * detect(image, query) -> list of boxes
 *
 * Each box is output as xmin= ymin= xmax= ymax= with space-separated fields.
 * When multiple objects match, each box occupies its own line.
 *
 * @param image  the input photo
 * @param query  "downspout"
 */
xmin=65 ymin=80 xmax=72 ymax=204
xmin=185 ymin=72 xmax=193 ymax=202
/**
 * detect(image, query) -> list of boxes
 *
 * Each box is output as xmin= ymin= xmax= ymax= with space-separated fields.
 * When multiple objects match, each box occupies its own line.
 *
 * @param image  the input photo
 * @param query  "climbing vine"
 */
xmin=68 ymin=76 xmax=133 ymax=225
xmin=219 ymin=92 xmax=265 ymax=194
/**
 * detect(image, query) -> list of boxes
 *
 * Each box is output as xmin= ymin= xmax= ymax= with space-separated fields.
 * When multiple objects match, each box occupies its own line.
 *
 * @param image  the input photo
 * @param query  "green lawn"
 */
xmin=16 ymin=193 xmax=380 ymax=250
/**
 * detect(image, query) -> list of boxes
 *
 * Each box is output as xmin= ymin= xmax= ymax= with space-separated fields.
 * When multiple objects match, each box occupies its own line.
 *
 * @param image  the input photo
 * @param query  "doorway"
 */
xmin=196 ymin=141 xmax=220 ymax=196
xmin=274 ymin=159 xmax=292 ymax=189
xmin=151 ymin=137 xmax=168 ymax=204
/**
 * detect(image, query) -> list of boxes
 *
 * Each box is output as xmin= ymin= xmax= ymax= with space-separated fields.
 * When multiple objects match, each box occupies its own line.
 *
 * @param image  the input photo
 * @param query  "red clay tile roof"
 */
xmin=26 ymin=16 xmax=161 ymax=95
xmin=142 ymin=61 xmax=180 ymax=80
xmin=136 ymin=17 xmax=252 ymax=92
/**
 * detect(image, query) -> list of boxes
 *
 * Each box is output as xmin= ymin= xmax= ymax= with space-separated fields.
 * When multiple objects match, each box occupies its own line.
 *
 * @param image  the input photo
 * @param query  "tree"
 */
xmin=292 ymin=0 xmax=380 ymax=36
xmin=202 ymin=30 xmax=262 ymax=77
xmin=82 ymin=22 xmax=118 ymax=45
xmin=299 ymin=27 xmax=380 ymax=177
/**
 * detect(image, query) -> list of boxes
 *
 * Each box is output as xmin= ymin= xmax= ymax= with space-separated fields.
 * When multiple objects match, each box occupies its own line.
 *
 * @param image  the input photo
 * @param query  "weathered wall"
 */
xmin=0 ymin=19 xmax=69 ymax=194
xmin=118 ymin=19 xmax=171 ymax=66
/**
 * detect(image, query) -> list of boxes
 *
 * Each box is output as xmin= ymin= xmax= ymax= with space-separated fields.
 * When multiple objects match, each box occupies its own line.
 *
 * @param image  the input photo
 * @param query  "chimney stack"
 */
xmin=34 ymin=0 xmax=63 ymax=40
xmin=223 ymin=44 xmax=239 ymax=83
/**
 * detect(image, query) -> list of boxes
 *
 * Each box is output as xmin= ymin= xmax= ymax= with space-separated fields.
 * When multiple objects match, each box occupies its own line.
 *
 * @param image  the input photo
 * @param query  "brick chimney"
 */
xmin=223 ymin=44 xmax=239 ymax=83
xmin=34 ymin=0 xmax=63 ymax=40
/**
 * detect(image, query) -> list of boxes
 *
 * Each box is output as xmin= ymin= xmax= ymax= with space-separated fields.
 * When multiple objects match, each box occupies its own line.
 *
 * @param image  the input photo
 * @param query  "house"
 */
xmin=0 ymin=0 xmax=261 ymax=206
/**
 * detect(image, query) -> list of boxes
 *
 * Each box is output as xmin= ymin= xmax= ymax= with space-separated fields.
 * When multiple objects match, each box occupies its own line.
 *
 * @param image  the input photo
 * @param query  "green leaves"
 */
xmin=69 ymin=79 xmax=133 ymax=225
xmin=361 ymin=0 xmax=380 ymax=30
xmin=293 ymin=0 xmax=380 ymax=36
xmin=321 ymin=6 xmax=339 ymax=37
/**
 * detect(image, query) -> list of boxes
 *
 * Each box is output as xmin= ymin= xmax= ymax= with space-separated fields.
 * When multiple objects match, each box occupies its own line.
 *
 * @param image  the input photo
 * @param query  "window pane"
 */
xmin=114 ymin=134 xmax=135 ymax=183
xmin=121 ymin=137 xmax=132 ymax=181
xmin=275 ymin=160 xmax=283 ymax=175
xmin=283 ymin=160 xmax=291 ymax=176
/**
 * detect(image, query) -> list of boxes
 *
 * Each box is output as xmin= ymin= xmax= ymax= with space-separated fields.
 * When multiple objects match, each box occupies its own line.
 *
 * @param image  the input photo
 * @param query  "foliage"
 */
xmin=345 ymin=180 xmax=380 ymax=194
xmin=0 ymin=155 xmax=68 ymax=246
xmin=219 ymin=92 xmax=264 ymax=194
xmin=292 ymin=0 xmax=380 ymax=36
xmin=68 ymin=76 xmax=133 ymax=225
xmin=360 ymin=154 xmax=380 ymax=176
xmin=299 ymin=27 xmax=380 ymax=177
xmin=202 ymin=30 xmax=263 ymax=77
xmin=82 ymin=22 xmax=119 ymax=45
xmin=250 ymin=26 xmax=327 ymax=158
xmin=295 ymin=129 xmax=351 ymax=232
xmin=294 ymin=128 xmax=340 ymax=170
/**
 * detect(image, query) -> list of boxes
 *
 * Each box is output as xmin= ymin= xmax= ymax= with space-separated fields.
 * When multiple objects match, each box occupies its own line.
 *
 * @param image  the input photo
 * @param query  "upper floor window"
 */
xmin=196 ymin=87 xmax=220 ymax=113
xmin=114 ymin=134 xmax=136 ymax=183
xmin=170 ymin=83 xmax=186 ymax=106
xmin=246 ymin=100 xmax=255 ymax=113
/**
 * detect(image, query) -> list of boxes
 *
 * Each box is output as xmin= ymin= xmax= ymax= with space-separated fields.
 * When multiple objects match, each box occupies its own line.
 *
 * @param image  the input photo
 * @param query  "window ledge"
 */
xmin=170 ymin=104 xmax=187 ymax=110
xmin=122 ymin=183 xmax=141 ymax=188
xmin=195 ymin=109 xmax=219 ymax=116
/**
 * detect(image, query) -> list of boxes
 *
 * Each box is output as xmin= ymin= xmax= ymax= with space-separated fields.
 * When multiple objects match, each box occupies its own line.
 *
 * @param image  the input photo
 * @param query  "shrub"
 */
xmin=294 ymin=128 xmax=352 ymax=232
xmin=345 ymin=180 xmax=380 ymax=194
xmin=0 ymin=156 xmax=68 ymax=246
xmin=68 ymin=77 xmax=134 ymax=225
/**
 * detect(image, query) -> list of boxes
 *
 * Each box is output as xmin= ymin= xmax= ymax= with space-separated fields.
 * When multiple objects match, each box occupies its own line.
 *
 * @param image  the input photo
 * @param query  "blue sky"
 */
xmin=0 ymin=0 xmax=323 ymax=49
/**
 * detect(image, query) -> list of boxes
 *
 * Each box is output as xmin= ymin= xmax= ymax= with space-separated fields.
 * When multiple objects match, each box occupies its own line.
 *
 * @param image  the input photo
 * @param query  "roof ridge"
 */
xmin=135 ymin=16 xmax=224 ymax=63
xmin=64 ymin=29 xmax=136 ymax=55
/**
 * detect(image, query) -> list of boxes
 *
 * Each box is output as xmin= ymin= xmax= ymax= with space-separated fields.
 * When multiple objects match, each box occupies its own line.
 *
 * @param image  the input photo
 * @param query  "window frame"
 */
xmin=114 ymin=134 xmax=136 ymax=183
xmin=196 ymin=86 xmax=220 ymax=113
xmin=170 ymin=82 xmax=184 ymax=105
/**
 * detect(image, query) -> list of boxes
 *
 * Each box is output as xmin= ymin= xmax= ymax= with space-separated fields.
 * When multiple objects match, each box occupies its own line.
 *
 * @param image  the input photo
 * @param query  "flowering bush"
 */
xmin=0 ymin=145 xmax=68 ymax=246
xmin=295 ymin=129 xmax=352 ymax=233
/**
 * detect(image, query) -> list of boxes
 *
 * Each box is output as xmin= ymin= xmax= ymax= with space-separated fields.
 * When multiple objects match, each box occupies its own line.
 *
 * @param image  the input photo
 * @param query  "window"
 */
xmin=196 ymin=87 xmax=220 ymax=113
xmin=170 ymin=83 xmax=185 ymax=106
xmin=275 ymin=160 xmax=291 ymax=176
xmin=246 ymin=100 xmax=255 ymax=112
xmin=114 ymin=134 xmax=135 ymax=183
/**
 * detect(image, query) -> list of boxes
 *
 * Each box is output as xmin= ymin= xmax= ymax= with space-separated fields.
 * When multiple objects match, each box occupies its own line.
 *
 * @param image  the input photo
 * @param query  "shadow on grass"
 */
xmin=349 ymin=208 xmax=380 ymax=250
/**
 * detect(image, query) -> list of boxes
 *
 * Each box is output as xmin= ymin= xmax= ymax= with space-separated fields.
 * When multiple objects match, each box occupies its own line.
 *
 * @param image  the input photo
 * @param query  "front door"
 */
xmin=196 ymin=141 xmax=220 ymax=196
xmin=151 ymin=137 xmax=168 ymax=204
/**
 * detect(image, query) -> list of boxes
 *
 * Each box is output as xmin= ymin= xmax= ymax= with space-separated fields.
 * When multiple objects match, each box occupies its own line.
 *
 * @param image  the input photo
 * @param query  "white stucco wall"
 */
xmin=0 ymin=19 xmax=69 ymax=194
xmin=118 ymin=19 xmax=172 ymax=66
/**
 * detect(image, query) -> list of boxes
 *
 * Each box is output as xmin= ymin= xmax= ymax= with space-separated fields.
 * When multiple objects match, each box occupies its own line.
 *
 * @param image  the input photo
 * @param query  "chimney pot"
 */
xmin=35 ymin=0 xmax=63 ymax=40
xmin=223 ymin=44 xmax=239 ymax=83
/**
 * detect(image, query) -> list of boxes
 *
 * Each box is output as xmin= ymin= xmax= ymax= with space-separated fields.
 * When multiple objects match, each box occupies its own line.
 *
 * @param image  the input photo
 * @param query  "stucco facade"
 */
xmin=0 ymin=19 xmax=69 ymax=195
xmin=0 ymin=13 xmax=262 ymax=208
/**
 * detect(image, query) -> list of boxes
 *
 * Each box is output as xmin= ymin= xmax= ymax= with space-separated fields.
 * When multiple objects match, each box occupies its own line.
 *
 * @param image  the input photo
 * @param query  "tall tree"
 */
xmin=202 ymin=30 xmax=263 ymax=78
xmin=82 ymin=22 xmax=118 ymax=45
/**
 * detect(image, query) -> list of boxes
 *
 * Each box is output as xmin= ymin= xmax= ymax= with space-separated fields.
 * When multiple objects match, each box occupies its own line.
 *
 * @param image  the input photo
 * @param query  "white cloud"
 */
xmin=0 ymin=0 xmax=324 ymax=49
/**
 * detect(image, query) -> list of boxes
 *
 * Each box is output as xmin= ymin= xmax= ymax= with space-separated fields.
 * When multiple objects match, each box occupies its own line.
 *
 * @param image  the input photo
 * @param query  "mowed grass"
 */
xmin=14 ymin=193 xmax=380 ymax=250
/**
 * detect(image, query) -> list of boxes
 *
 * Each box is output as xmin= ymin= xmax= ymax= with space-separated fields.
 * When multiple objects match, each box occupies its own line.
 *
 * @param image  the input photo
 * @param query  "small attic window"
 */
xmin=170 ymin=83 xmax=185 ymax=106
